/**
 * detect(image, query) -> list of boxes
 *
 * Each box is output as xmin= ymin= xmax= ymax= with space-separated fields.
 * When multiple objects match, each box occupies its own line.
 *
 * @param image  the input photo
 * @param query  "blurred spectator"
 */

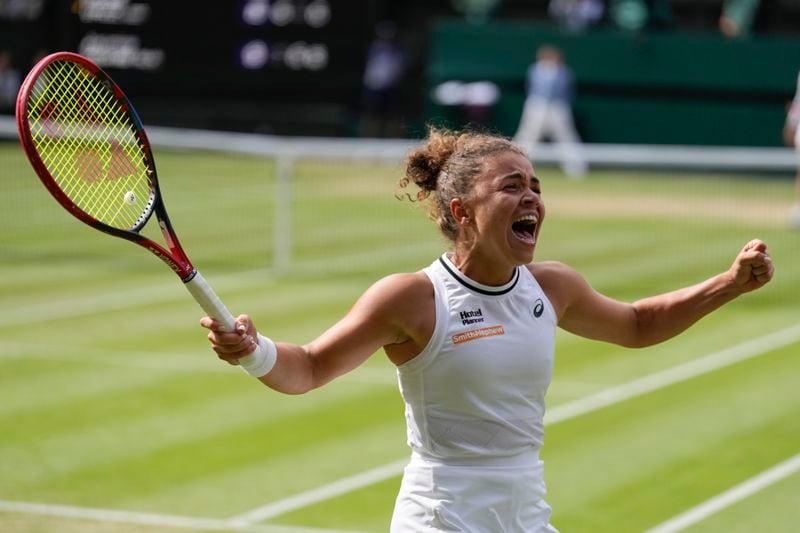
xmin=0 ymin=50 xmax=21 ymax=113
xmin=548 ymin=0 xmax=604 ymax=32
xmin=785 ymin=69 xmax=800 ymax=228
xmin=719 ymin=0 xmax=761 ymax=38
xmin=358 ymin=21 xmax=407 ymax=138
xmin=609 ymin=0 xmax=671 ymax=31
xmin=513 ymin=44 xmax=587 ymax=179
xmin=451 ymin=0 xmax=502 ymax=25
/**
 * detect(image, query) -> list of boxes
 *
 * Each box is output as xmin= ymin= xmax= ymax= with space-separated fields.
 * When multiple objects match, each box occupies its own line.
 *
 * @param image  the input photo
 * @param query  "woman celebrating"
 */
xmin=201 ymin=128 xmax=774 ymax=532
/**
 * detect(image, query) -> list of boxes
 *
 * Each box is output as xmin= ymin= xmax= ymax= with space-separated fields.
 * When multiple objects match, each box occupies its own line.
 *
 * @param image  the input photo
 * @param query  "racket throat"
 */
xmin=159 ymin=220 xmax=177 ymax=248
xmin=134 ymin=238 xmax=194 ymax=280
xmin=153 ymin=216 xmax=194 ymax=278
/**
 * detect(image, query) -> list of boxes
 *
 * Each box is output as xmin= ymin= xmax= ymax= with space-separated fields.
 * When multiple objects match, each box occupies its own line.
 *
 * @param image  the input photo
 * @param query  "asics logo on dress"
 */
xmin=533 ymin=299 xmax=544 ymax=318
xmin=459 ymin=308 xmax=484 ymax=325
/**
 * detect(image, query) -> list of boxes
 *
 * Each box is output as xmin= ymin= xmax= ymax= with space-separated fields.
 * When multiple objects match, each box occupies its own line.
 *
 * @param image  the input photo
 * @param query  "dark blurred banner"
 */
xmin=1 ymin=0 xmax=381 ymax=133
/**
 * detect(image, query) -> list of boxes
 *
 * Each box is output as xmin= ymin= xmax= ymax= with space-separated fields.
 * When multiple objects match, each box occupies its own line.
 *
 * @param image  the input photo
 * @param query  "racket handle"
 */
xmin=185 ymin=271 xmax=266 ymax=371
xmin=184 ymin=270 xmax=237 ymax=332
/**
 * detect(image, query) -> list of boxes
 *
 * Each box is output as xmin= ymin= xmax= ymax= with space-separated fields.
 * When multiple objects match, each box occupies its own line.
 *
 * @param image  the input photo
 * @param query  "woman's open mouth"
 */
xmin=511 ymin=214 xmax=538 ymax=244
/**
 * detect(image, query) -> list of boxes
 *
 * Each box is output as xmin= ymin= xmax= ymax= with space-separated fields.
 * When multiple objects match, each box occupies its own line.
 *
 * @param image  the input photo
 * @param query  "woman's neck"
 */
xmin=449 ymin=248 xmax=517 ymax=287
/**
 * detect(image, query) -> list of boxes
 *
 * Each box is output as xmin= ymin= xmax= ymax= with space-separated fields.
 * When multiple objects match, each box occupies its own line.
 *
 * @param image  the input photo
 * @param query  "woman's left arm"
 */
xmin=543 ymin=239 xmax=774 ymax=348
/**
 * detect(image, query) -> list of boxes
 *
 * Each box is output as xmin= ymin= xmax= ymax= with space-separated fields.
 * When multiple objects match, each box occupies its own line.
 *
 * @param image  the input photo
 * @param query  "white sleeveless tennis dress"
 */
xmin=390 ymin=253 xmax=560 ymax=532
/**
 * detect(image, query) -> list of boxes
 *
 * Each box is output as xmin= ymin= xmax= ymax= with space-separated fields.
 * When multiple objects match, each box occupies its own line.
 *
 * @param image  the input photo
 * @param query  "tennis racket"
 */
xmin=16 ymin=51 xmax=255 ymax=345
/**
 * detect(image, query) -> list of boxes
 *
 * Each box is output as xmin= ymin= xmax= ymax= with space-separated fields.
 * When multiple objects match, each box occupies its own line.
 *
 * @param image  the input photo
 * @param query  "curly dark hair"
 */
xmin=397 ymin=126 xmax=525 ymax=241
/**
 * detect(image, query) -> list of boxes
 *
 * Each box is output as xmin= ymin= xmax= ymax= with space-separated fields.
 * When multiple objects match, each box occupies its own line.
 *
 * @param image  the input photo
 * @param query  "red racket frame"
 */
xmin=16 ymin=51 xmax=196 ymax=281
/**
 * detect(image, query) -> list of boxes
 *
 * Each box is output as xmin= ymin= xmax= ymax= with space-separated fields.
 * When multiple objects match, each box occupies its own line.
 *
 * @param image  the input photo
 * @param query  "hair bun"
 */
xmin=405 ymin=127 xmax=459 ymax=193
xmin=396 ymin=126 xmax=522 ymax=241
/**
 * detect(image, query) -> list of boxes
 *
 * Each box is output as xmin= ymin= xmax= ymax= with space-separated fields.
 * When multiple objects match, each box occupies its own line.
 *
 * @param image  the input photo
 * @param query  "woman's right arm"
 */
xmin=201 ymin=272 xmax=430 ymax=394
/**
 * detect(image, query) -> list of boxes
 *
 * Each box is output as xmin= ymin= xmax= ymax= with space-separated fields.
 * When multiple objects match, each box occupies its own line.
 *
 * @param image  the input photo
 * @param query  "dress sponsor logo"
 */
xmin=533 ymin=298 xmax=544 ymax=318
xmin=452 ymin=325 xmax=505 ymax=345
xmin=459 ymin=308 xmax=484 ymax=325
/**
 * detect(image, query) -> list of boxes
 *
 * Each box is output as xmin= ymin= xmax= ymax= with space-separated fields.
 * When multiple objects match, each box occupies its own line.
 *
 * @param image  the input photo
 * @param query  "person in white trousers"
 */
xmin=513 ymin=44 xmax=588 ymax=179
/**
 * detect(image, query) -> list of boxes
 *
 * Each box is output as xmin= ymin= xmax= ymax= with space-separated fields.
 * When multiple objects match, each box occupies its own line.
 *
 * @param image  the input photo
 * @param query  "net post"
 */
xmin=273 ymin=154 xmax=293 ymax=272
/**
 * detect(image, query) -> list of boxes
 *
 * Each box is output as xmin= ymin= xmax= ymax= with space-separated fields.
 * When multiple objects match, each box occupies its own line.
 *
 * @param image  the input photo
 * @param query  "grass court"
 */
xmin=1 ymin=142 xmax=798 ymax=532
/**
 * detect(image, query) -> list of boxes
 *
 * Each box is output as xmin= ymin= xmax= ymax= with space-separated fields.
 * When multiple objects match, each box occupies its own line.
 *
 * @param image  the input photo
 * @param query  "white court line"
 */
xmin=644 ymin=452 xmax=800 ymax=533
xmin=228 ymin=460 xmax=409 ymax=528
xmin=0 ymin=341 xmax=397 ymax=388
xmin=545 ymin=323 xmax=800 ymax=424
xmin=0 ymin=500 xmax=362 ymax=533
xmin=0 ymin=243 xmax=440 ymax=329
xmin=0 ymin=269 xmax=267 ymax=328
xmin=228 ymin=323 xmax=800 ymax=525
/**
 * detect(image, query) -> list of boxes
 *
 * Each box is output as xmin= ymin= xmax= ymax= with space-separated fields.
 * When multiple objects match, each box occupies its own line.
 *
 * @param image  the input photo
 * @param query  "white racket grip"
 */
xmin=185 ymin=271 xmax=272 ymax=375
xmin=184 ymin=271 xmax=237 ymax=331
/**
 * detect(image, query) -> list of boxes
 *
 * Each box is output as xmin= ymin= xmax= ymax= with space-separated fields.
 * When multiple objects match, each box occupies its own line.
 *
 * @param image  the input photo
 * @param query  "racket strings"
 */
xmin=26 ymin=60 xmax=154 ymax=230
xmin=45 ymin=63 xmax=151 ymax=226
xmin=59 ymin=69 xmax=143 ymax=224
xmin=32 ymin=64 xmax=149 ymax=226
xmin=34 ymin=65 xmax=114 ymax=205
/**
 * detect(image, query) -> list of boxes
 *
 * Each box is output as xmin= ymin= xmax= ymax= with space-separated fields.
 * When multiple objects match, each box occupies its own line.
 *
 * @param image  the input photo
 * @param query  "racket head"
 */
xmin=16 ymin=52 xmax=158 ymax=236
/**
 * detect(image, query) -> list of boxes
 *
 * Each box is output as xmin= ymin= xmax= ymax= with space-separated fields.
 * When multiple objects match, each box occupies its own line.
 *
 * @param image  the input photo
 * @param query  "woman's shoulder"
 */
xmin=527 ymin=260 xmax=582 ymax=294
xmin=362 ymin=271 xmax=434 ymax=311
xmin=377 ymin=270 xmax=433 ymax=291
xmin=365 ymin=271 xmax=435 ymax=353
xmin=526 ymin=261 xmax=586 ymax=319
xmin=528 ymin=260 xmax=580 ymax=279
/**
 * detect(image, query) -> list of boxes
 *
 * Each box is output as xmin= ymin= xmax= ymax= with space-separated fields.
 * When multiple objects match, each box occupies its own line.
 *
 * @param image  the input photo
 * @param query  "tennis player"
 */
xmin=201 ymin=127 xmax=774 ymax=532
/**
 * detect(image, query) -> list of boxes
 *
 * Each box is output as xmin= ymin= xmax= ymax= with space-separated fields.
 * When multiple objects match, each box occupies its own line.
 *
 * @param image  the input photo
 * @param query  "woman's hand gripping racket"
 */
xmin=15 ymin=52 xmax=262 ymax=364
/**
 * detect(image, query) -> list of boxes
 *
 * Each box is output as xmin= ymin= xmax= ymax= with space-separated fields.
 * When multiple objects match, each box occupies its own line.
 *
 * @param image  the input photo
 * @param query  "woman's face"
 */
xmin=460 ymin=150 xmax=545 ymax=267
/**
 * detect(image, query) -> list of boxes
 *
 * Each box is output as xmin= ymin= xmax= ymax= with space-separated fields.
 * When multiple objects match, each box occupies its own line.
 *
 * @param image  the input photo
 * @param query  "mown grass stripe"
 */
xmin=0 ymin=242 xmax=441 ymax=329
xmin=644 ymin=452 xmax=800 ymax=533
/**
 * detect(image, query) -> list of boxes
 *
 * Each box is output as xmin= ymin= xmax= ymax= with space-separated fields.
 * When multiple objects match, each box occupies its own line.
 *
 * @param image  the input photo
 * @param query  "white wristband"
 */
xmin=238 ymin=334 xmax=277 ymax=378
